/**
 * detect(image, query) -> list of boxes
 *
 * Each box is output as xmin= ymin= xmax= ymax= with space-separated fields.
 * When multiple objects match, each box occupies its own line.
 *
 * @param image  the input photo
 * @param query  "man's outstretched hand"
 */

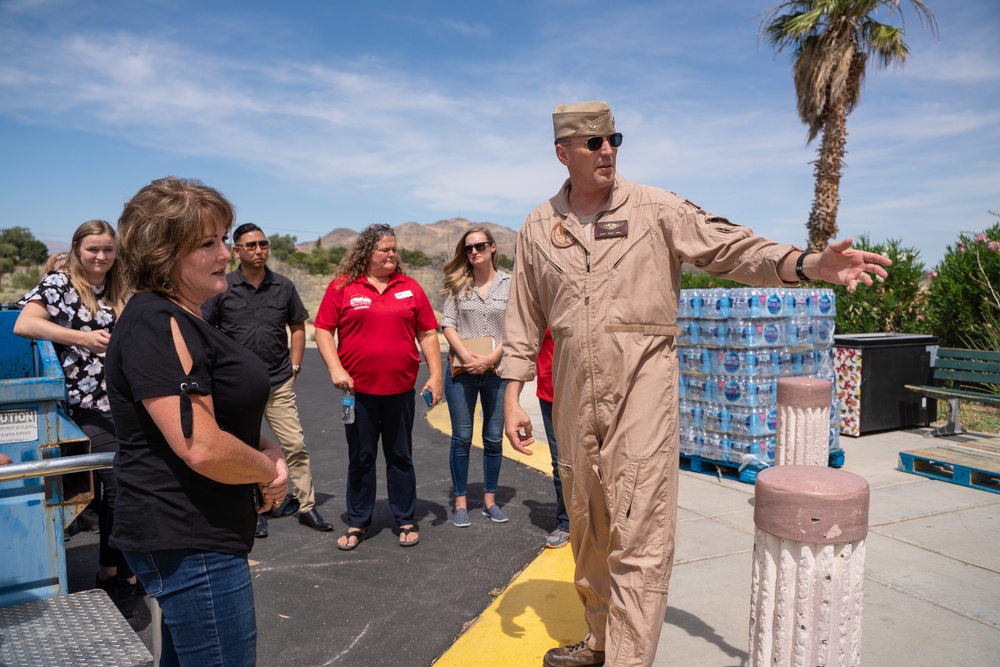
xmin=816 ymin=238 xmax=892 ymax=292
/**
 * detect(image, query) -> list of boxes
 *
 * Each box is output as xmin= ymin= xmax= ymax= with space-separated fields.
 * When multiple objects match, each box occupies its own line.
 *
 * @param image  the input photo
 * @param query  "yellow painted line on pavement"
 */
xmin=426 ymin=402 xmax=552 ymax=475
xmin=425 ymin=403 xmax=584 ymax=665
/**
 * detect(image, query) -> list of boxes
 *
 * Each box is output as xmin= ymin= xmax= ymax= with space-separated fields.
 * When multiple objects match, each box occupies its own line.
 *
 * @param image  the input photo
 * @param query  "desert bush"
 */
xmin=926 ymin=219 xmax=1000 ymax=349
xmin=10 ymin=267 xmax=41 ymax=291
xmin=679 ymin=270 xmax=743 ymax=290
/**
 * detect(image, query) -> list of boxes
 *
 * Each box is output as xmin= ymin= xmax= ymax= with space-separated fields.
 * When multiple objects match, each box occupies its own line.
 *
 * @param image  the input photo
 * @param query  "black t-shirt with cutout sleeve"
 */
xmin=107 ymin=292 xmax=270 ymax=554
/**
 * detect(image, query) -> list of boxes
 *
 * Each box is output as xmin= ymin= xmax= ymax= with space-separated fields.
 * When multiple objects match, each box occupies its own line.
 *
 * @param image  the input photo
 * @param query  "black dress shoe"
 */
xmin=298 ymin=508 xmax=333 ymax=531
xmin=255 ymin=514 xmax=268 ymax=538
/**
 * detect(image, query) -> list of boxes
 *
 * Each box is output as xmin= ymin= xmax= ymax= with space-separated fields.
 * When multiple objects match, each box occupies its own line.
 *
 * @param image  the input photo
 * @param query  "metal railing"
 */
xmin=0 ymin=452 xmax=115 ymax=483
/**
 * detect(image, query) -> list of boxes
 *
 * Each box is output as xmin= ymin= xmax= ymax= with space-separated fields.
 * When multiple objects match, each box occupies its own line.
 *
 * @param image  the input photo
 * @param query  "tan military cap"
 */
xmin=552 ymin=101 xmax=616 ymax=141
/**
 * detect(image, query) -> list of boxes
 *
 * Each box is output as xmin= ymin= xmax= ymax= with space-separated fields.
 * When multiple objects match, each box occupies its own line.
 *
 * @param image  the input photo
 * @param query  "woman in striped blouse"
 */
xmin=440 ymin=227 xmax=511 ymax=527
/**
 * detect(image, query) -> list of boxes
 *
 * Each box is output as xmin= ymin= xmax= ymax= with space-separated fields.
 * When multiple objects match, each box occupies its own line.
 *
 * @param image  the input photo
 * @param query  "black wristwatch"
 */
xmin=292 ymin=364 xmax=302 ymax=374
xmin=795 ymin=251 xmax=813 ymax=282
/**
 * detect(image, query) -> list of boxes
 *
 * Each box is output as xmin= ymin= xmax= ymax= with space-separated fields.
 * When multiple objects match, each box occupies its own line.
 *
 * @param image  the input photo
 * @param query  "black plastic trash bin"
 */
xmin=834 ymin=333 xmax=938 ymax=436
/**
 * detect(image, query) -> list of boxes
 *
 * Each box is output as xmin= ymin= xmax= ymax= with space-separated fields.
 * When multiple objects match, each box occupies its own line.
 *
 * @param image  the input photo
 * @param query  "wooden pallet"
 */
xmin=898 ymin=440 xmax=1000 ymax=494
xmin=680 ymin=449 xmax=845 ymax=485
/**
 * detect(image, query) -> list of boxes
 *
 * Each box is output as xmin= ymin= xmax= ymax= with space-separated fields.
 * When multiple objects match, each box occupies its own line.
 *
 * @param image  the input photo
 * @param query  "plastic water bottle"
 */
xmin=341 ymin=389 xmax=356 ymax=424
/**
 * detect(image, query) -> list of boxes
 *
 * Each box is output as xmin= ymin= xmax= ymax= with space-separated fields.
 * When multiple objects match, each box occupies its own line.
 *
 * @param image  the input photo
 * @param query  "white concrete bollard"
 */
xmin=775 ymin=377 xmax=832 ymax=467
xmin=749 ymin=465 xmax=870 ymax=667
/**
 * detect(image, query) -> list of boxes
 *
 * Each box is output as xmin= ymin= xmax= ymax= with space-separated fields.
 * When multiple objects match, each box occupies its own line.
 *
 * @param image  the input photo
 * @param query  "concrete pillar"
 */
xmin=775 ymin=377 xmax=832 ymax=466
xmin=749 ymin=465 xmax=870 ymax=667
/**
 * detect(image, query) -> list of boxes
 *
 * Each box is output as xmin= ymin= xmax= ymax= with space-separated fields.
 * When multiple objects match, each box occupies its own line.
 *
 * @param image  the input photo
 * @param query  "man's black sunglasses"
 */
xmin=235 ymin=240 xmax=269 ymax=250
xmin=557 ymin=133 xmax=623 ymax=151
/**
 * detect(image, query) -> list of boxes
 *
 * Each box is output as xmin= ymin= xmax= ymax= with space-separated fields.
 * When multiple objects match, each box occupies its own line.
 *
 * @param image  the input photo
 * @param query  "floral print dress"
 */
xmin=18 ymin=272 xmax=116 ymax=418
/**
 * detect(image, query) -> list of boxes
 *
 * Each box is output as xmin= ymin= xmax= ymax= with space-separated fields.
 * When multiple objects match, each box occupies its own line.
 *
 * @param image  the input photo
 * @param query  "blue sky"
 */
xmin=1 ymin=0 xmax=997 ymax=270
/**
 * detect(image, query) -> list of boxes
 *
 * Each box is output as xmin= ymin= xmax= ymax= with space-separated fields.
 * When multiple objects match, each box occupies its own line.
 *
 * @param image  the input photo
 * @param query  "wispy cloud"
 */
xmin=0 ymin=0 xmax=995 ymax=270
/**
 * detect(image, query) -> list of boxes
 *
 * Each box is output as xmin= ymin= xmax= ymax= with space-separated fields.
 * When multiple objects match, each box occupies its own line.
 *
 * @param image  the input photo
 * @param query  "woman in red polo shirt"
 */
xmin=314 ymin=225 xmax=442 ymax=550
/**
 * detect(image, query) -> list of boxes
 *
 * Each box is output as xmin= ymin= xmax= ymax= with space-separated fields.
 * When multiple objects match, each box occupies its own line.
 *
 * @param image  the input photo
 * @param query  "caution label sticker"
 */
xmin=0 ymin=409 xmax=39 ymax=444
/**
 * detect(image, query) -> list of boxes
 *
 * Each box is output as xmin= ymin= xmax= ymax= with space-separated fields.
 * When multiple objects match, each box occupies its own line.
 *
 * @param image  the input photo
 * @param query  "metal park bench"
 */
xmin=905 ymin=348 xmax=1000 ymax=437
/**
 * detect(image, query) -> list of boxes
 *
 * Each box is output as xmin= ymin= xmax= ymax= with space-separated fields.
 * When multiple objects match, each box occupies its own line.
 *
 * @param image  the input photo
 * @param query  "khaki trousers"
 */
xmin=265 ymin=376 xmax=316 ymax=513
xmin=554 ymin=336 xmax=680 ymax=667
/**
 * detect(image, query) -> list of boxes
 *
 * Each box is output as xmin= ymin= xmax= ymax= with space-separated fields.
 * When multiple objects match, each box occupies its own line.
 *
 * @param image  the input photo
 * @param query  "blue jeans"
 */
xmin=124 ymin=549 xmax=256 ymax=667
xmin=444 ymin=365 xmax=506 ymax=497
xmin=540 ymin=399 xmax=569 ymax=532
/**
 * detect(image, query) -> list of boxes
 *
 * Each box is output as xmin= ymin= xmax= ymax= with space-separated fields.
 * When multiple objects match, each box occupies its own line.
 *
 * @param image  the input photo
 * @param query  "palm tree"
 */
xmin=761 ymin=1 xmax=937 ymax=252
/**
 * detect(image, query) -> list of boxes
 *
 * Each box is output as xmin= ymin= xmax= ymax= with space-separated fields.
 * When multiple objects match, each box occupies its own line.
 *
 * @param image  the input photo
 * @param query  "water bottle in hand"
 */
xmin=341 ymin=389 xmax=355 ymax=424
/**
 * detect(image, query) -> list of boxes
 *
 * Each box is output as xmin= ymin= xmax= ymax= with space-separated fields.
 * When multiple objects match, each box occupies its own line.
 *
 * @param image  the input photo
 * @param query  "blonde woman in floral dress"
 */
xmin=15 ymin=220 xmax=134 ymax=616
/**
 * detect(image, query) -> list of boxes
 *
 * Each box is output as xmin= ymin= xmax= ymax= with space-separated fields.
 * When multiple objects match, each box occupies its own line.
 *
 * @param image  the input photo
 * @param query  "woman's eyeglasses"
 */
xmin=236 ymin=240 xmax=269 ymax=250
xmin=368 ymin=224 xmax=391 ymax=231
xmin=557 ymin=133 xmax=623 ymax=151
xmin=464 ymin=242 xmax=491 ymax=254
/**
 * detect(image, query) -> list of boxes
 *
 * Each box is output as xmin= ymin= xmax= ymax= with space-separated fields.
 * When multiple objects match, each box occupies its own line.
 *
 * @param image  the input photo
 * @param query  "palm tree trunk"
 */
xmin=806 ymin=95 xmax=848 ymax=252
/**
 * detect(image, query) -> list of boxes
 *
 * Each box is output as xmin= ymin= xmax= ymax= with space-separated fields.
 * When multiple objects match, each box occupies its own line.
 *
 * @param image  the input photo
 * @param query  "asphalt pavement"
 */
xmin=67 ymin=348 xmax=559 ymax=666
xmin=64 ymin=346 xmax=1000 ymax=666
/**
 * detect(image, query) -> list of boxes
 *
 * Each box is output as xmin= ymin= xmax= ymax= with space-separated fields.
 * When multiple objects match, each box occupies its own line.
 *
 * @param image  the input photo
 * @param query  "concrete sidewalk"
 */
xmin=655 ymin=428 xmax=1000 ymax=666
xmin=440 ymin=386 xmax=1000 ymax=666
xmin=59 ymin=360 xmax=1000 ymax=665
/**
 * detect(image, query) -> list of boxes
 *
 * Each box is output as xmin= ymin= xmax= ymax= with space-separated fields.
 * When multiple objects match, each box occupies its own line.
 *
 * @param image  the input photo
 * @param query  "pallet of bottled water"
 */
xmin=677 ymin=287 xmax=841 ymax=481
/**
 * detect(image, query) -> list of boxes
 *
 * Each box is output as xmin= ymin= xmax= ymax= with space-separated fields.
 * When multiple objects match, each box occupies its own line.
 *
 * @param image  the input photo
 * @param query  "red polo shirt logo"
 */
xmin=350 ymin=295 xmax=372 ymax=310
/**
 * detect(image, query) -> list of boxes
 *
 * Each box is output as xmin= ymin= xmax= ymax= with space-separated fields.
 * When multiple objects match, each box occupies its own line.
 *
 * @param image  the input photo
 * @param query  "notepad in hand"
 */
xmin=450 ymin=336 xmax=495 ymax=377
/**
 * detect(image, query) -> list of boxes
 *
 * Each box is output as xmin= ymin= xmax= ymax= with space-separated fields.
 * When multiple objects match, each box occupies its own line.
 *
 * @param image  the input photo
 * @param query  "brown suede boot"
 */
xmin=542 ymin=640 xmax=605 ymax=667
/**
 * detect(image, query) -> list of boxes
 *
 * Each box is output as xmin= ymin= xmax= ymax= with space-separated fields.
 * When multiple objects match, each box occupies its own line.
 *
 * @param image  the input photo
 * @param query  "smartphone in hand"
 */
xmin=422 ymin=389 xmax=433 ymax=407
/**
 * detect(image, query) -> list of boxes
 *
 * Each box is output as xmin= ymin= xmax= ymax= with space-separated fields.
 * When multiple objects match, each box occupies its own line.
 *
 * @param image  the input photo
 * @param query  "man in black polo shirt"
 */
xmin=203 ymin=223 xmax=333 ymax=537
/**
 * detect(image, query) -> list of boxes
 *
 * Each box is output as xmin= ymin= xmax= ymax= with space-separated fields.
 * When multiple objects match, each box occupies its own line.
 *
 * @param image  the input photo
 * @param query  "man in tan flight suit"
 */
xmin=500 ymin=101 xmax=891 ymax=667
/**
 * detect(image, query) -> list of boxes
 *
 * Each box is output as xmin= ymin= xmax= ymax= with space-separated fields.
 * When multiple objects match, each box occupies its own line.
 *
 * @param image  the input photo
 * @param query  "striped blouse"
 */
xmin=441 ymin=271 xmax=511 ymax=347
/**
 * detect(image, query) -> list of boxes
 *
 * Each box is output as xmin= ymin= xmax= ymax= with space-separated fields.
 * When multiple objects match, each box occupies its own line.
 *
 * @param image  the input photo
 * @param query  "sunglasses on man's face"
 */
xmin=558 ymin=133 xmax=624 ymax=151
xmin=236 ymin=240 xmax=269 ymax=250
xmin=464 ymin=242 xmax=491 ymax=254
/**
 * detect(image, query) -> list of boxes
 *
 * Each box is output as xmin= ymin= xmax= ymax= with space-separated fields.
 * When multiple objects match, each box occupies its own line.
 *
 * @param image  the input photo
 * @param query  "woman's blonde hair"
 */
xmin=440 ymin=227 xmax=497 ymax=297
xmin=43 ymin=252 xmax=68 ymax=273
xmin=333 ymin=225 xmax=402 ymax=288
xmin=63 ymin=220 xmax=127 ymax=317
xmin=117 ymin=177 xmax=234 ymax=296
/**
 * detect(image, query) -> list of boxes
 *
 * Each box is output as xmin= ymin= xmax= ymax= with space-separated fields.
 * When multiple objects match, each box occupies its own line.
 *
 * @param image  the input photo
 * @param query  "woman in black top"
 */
xmin=107 ymin=177 xmax=288 ymax=666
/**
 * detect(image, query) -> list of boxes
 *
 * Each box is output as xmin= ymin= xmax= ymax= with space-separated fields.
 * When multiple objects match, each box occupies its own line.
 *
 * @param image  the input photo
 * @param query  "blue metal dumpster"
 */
xmin=0 ymin=309 xmax=95 ymax=609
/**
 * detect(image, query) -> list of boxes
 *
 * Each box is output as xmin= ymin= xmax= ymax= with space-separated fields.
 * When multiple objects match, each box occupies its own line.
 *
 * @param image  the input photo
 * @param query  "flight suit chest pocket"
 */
xmin=534 ymin=242 xmax=581 ymax=321
xmin=607 ymin=229 xmax=671 ymax=323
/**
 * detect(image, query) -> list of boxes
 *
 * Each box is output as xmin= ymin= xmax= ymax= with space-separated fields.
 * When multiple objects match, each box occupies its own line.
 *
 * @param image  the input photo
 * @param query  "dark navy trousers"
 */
xmin=344 ymin=390 xmax=417 ymax=528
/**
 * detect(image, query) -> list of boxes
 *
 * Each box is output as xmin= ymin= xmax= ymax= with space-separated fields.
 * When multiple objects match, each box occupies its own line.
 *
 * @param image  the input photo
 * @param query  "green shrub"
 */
xmin=10 ymin=267 xmax=41 ymax=291
xmin=681 ymin=236 xmax=931 ymax=337
xmin=679 ymin=270 xmax=744 ymax=290
xmin=827 ymin=235 xmax=931 ymax=335
xmin=926 ymin=220 xmax=1000 ymax=349
xmin=288 ymin=245 xmax=348 ymax=275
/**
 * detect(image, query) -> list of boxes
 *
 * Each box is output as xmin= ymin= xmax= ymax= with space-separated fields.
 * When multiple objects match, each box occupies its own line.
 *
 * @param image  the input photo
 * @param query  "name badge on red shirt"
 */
xmin=395 ymin=290 xmax=413 ymax=299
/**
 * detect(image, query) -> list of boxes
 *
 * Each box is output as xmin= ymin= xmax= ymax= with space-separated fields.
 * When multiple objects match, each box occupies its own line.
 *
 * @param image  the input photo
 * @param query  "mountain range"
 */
xmin=295 ymin=218 xmax=519 ymax=260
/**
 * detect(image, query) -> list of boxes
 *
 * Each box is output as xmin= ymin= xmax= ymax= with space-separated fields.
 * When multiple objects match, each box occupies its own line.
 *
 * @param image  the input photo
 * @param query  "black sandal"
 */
xmin=399 ymin=526 xmax=419 ymax=548
xmin=337 ymin=528 xmax=366 ymax=551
